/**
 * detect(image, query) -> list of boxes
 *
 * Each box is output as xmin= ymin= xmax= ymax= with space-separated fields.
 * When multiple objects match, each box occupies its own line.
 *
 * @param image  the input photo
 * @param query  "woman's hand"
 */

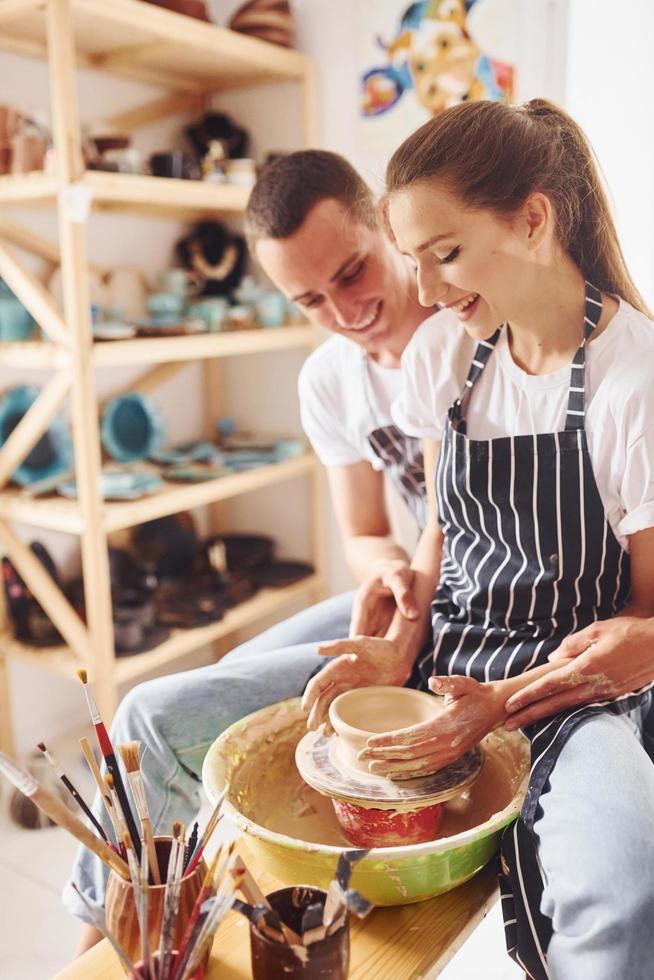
xmin=505 ymin=617 xmax=654 ymax=730
xmin=301 ymin=636 xmax=414 ymax=730
xmin=349 ymin=559 xmax=419 ymax=638
xmin=358 ymin=675 xmax=506 ymax=778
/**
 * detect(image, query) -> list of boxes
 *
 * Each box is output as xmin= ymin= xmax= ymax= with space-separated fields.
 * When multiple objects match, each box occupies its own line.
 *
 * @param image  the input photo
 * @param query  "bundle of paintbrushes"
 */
xmin=0 ymin=669 xmax=236 ymax=980
xmin=229 ymin=848 xmax=373 ymax=956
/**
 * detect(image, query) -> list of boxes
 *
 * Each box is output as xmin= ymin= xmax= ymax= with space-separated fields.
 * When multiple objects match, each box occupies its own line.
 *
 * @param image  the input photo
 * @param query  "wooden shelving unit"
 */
xmin=0 ymin=0 xmax=323 ymax=754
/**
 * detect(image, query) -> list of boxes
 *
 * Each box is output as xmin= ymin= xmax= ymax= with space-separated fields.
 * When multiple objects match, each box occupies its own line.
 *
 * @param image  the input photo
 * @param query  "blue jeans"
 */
xmin=63 ymin=590 xmax=354 ymax=923
xmin=535 ymin=698 xmax=654 ymax=979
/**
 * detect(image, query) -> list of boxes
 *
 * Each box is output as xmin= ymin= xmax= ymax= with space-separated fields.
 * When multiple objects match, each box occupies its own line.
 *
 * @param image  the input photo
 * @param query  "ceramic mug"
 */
xmin=254 ymin=291 xmax=287 ymax=328
xmin=147 ymin=291 xmax=185 ymax=321
xmin=157 ymin=268 xmax=204 ymax=299
xmin=187 ymin=297 xmax=229 ymax=332
xmin=249 ymin=886 xmax=350 ymax=980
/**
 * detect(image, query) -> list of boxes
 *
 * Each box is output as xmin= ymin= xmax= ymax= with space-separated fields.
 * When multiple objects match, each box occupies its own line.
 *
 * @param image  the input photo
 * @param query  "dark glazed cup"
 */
xmin=249 ymin=886 xmax=350 ymax=980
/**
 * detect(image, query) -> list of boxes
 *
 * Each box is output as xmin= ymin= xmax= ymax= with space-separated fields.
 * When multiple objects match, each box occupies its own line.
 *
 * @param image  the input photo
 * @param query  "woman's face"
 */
xmin=388 ymin=179 xmax=534 ymax=340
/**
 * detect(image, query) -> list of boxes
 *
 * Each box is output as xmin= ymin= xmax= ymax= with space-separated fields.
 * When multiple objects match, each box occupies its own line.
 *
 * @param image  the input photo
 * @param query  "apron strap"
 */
xmin=452 ymin=326 xmax=503 ymax=422
xmin=564 ymin=281 xmax=603 ymax=431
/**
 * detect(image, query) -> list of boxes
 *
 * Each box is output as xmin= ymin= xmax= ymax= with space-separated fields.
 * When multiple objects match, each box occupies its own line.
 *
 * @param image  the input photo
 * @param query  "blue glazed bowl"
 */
xmin=101 ymin=394 xmax=166 ymax=463
xmin=0 ymin=385 xmax=72 ymax=486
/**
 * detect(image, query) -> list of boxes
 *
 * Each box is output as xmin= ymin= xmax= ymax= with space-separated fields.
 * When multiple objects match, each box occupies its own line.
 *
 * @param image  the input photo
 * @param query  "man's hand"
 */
xmin=301 ymin=636 xmax=414 ymax=731
xmin=505 ymin=617 xmax=654 ymax=730
xmin=358 ymin=675 xmax=505 ymax=778
xmin=349 ymin=559 xmax=419 ymax=638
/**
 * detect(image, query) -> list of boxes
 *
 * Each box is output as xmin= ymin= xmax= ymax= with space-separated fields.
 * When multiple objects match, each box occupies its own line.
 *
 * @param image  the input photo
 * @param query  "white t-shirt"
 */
xmin=298 ymin=314 xmax=475 ymax=470
xmin=393 ymin=300 xmax=654 ymax=550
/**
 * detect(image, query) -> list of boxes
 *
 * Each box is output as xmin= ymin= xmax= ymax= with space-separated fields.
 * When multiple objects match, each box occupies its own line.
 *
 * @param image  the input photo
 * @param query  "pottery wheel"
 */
xmin=295 ymin=729 xmax=484 ymax=809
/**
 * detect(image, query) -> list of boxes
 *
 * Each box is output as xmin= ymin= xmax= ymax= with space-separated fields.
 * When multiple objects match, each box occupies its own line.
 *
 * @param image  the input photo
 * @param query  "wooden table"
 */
xmin=53 ymin=863 xmax=498 ymax=980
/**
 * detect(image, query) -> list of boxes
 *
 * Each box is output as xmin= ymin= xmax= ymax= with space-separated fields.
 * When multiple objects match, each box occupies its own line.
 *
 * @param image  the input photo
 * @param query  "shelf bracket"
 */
xmin=0 ymin=368 xmax=72 ymax=489
xmin=0 ymin=519 xmax=89 ymax=661
xmin=0 ymin=238 xmax=70 ymax=345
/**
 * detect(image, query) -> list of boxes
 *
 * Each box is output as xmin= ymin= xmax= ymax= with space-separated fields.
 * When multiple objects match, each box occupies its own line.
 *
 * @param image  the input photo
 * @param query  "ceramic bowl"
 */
xmin=329 ymin=686 xmax=442 ymax=774
xmin=0 ymin=385 xmax=72 ymax=485
xmin=101 ymin=393 xmax=166 ymax=463
xmin=202 ymin=699 xmax=530 ymax=906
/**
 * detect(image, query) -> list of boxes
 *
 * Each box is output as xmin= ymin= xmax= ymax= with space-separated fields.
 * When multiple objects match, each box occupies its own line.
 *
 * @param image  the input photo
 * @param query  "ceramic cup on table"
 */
xmin=105 ymin=836 xmax=209 ymax=972
xmin=147 ymin=291 xmax=185 ymax=322
xmin=187 ymin=297 xmax=229 ymax=332
xmin=249 ymin=886 xmax=350 ymax=980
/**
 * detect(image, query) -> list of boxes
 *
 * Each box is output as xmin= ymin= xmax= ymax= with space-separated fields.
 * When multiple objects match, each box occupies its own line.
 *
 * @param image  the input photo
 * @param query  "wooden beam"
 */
xmin=0 ymin=216 xmax=106 ymax=278
xmin=0 ymin=0 xmax=45 ymax=23
xmin=0 ymin=520 xmax=89 ymax=661
xmin=104 ymin=91 xmax=208 ymax=133
xmin=0 ymin=369 xmax=71 ymax=489
xmin=48 ymin=0 xmax=117 ymax=720
xmin=99 ymin=359 xmax=187 ymax=411
xmin=0 ymin=239 xmax=70 ymax=345
xmin=0 ymin=579 xmax=16 ymax=755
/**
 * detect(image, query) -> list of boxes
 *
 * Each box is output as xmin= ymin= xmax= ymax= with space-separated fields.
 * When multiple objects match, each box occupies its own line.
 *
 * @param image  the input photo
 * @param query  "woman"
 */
xmin=303 ymin=100 xmax=654 ymax=979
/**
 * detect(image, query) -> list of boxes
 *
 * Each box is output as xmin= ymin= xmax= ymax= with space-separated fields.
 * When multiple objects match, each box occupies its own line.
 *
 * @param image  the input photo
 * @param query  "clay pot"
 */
xmin=329 ymin=686 xmax=441 ymax=774
xmin=105 ymin=837 xmax=209 ymax=972
xmin=332 ymin=798 xmax=444 ymax=848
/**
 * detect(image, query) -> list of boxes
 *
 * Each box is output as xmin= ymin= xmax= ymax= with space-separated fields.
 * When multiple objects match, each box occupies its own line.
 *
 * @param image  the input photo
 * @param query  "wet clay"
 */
xmin=229 ymin=719 xmax=525 ymax=848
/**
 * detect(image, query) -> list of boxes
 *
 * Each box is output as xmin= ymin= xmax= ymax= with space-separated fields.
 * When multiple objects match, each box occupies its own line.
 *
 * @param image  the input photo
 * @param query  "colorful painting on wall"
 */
xmin=359 ymin=0 xmax=516 ymax=152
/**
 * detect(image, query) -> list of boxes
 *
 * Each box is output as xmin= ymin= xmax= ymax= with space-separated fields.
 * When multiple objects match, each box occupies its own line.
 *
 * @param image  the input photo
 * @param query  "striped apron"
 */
xmin=420 ymin=282 xmax=652 ymax=978
xmin=361 ymin=352 xmax=428 ymax=530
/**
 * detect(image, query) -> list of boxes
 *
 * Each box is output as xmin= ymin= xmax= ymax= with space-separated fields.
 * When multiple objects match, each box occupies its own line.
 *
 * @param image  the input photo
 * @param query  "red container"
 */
xmin=332 ymin=799 xmax=444 ymax=847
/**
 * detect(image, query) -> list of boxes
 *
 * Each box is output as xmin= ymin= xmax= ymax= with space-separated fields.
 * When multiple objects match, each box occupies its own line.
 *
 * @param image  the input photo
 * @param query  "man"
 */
xmin=66 ymin=150 xmax=472 ymax=948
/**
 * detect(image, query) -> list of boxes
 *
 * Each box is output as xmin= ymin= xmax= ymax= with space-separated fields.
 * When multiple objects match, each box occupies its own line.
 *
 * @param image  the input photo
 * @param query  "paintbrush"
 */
xmin=178 ymin=889 xmax=236 ymax=980
xmin=183 ymin=787 xmax=227 ymax=877
xmin=0 ymin=752 xmax=129 ymax=879
xmin=104 ymin=773 xmax=131 ymax=856
xmin=118 ymin=741 xmax=161 ymax=885
xmin=169 ymin=846 xmax=226 ymax=980
xmin=77 ymin=669 xmax=142 ymax=860
xmin=37 ymin=741 xmax=108 ymax=841
xmin=71 ymin=882 xmax=135 ymax=973
xmin=159 ymin=820 xmax=185 ymax=980
xmin=183 ymin=821 xmax=199 ymax=872
xmin=79 ymin=737 xmax=119 ymax=835
xmin=230 ymin=853 xmax=301 ymax=945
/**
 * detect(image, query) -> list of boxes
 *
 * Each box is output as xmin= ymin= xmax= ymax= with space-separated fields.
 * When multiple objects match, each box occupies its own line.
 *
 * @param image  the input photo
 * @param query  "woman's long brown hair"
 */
xmin=386 ymin=99 xmax=651 ymax=315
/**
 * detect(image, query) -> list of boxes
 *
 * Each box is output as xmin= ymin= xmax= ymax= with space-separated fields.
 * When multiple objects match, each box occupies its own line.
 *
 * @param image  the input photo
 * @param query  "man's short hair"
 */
xmin=245 ymin=150 xmax=377 ymax=250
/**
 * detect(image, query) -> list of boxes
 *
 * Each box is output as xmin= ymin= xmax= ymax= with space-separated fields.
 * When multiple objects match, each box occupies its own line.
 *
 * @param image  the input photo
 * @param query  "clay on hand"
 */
xmin=349 ymin=559 xmax=420 ymax=638
xmin=358 ymin=675 xmax=506 ymax=778
xmin=301 ymin=636 xmax=415 ymax=731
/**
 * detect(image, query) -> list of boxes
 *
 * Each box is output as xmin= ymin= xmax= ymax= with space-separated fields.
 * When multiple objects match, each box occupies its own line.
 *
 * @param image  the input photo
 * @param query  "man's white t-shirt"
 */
xmin=392 ymin=300 xmax=654 ymax=550
xmin=298 ymin=313 xmax=475 ymax=470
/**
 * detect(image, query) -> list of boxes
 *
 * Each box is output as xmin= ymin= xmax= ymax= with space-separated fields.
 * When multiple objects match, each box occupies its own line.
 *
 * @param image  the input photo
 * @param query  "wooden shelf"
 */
xmin=2 ymin=573 xmax=323 ymax=684
xmin=0 ymin=0 xmax=312 ymax=92
xmin=0 ymin=453 xmax=318 ymax=534
xmin=0 ymin=170 xmax=252 ymax=217
xmin=0 ymin=325 xmax=320 ymax=369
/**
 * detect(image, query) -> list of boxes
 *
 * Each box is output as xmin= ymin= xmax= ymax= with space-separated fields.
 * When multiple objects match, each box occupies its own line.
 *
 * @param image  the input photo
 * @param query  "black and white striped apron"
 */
xmin=419 ymin=283 xmax=652 ymax=978
xmin=361 ymin=352 xmax=428 ymax=529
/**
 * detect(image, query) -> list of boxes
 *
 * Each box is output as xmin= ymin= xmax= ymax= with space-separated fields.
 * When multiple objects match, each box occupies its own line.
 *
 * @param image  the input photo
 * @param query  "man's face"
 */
xmin=255 ymin=198 xmax=415 ymax=355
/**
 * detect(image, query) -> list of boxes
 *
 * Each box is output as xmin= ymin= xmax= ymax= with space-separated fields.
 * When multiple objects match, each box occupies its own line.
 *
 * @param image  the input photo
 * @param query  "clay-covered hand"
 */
xmin=349 ymin=559 xmax=419 ymax=638
xmin=358 ymin=675 xmax=505 ymax=778
xmin=301 ymin=636 xmax=413 ymax=731
xmin=505 ymin=617 xmax=654 ymax=730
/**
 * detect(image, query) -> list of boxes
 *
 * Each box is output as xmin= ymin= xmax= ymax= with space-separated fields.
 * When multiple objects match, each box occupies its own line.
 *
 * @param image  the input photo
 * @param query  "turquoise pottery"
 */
xmin=0 ymin=286 xmax=35 ymax=341
xmin=0 ymin=385 xmax=72 ymax=485
xmin=57 ymin=468 xmax=162 ymax=500
xmin=101 ymin=394 xmax=165 ymax=463
xmin=254 ymin=291 xmax=287 ymax=328
xmin=203 ymin=699 xmax=530 ymax=907
xmin=146 ymin=291 xmax=184 ymax=321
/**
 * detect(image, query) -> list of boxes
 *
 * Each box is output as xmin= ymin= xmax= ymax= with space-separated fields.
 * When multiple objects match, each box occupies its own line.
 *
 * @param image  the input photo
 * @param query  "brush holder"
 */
xmin=249 ymin=886 xmax=350 ymax=980
xmin=105 ymin=836 xmax=210 ymax=973
xmin=128 ymin=950 xmax=205 ymax=979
